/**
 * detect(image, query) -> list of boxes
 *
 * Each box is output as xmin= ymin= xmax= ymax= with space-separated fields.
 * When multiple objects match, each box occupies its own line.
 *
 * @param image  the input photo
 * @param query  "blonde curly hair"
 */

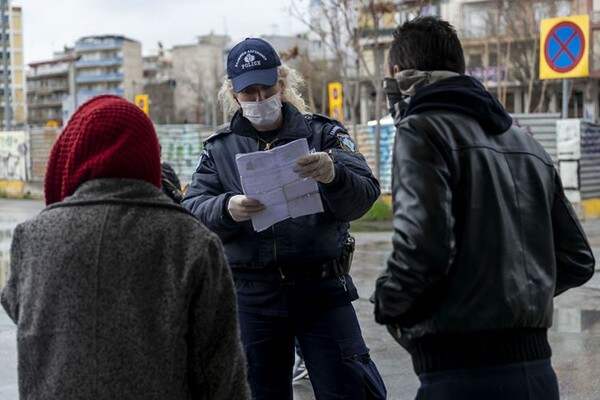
xmin=218 ymin=64 xmax=310 ymax=117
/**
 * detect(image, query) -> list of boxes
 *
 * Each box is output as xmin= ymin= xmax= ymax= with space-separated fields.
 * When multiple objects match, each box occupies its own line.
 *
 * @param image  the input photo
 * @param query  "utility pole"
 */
xmin=0 ymin=0 xmax=11 ymax=130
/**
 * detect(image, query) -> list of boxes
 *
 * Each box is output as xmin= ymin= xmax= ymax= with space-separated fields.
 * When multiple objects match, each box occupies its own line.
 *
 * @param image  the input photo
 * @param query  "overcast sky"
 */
xmin=14 ymin=0 xmax=309 ymax=65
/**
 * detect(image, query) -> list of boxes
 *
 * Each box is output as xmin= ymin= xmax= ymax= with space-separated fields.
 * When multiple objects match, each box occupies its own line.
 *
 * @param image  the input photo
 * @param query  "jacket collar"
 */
xmin=403 ymin=74 xmax=513 ymax=135
xmin=229 ymin=102 xmax=312 ymax=141
xmin=46 ymin=178 xmax=173 ymax=209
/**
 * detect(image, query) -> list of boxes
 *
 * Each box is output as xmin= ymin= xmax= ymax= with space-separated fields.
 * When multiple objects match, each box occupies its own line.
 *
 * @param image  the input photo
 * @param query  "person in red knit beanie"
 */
xmin=2 ymin=94 xmax=251 ymax=399
xmin=44 ymin=94 xmax=162 ymax=205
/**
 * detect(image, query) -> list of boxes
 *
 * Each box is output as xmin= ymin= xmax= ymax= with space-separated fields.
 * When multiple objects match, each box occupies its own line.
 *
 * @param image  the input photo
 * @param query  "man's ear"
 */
xmin=393 ymin=65 xmax=401 ymax=75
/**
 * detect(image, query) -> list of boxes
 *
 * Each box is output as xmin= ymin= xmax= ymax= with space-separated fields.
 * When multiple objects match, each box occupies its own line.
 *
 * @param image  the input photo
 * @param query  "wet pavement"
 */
xmin=293 ymin=226 xmax=600 ymax=400
xmin=1 ymin=199 xmax=599 ymax=399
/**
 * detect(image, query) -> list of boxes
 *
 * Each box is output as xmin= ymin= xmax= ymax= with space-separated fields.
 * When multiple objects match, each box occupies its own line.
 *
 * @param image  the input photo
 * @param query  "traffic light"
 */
xmin=134 ymin=94 xmax=149 ymax=115
xmin=328 ymin=82 xmax=343 ymax=121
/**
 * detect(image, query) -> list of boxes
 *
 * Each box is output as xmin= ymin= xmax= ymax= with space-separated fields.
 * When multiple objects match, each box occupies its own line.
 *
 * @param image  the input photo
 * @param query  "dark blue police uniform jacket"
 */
xmin=183 ymin=102 xmax=380 ymax=316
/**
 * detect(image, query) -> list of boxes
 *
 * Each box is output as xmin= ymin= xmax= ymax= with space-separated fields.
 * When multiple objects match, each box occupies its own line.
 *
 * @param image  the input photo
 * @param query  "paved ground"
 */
xmin=294 ymin=224 xmax=600 ymax=400
xmin=1 ymin=199 xmax=599 ymax=399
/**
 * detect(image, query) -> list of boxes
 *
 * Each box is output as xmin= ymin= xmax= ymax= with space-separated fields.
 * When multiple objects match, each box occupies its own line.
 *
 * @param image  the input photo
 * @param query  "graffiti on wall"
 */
xmin=0 ymin=131 xmax=28 ymax=180
xmin=156 ymin=126 xmax=212 ymax=185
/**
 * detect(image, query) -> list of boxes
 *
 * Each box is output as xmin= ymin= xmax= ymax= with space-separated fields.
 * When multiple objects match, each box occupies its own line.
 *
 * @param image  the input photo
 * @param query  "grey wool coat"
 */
xmin=1 ymin=178 xmax=250 ymax=400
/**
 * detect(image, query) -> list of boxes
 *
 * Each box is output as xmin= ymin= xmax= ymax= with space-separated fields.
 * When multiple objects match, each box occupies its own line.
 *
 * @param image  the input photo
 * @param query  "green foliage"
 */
xmin=361 ymin=199 xmax=392 ymax=221
xmin=0 ymin=189 xmax=35 ymax=199
xmin=349 ymin=199 xmax=393 ymax=232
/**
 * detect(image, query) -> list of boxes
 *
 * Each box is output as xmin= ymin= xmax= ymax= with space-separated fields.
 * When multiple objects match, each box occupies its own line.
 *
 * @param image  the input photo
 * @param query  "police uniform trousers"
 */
xmin=235 ymin=274 xmax=387 ymax=400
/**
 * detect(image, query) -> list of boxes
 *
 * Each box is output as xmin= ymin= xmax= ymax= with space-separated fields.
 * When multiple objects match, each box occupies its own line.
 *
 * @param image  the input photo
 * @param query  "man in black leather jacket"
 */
xmin=374 ymin=16 xmax=595 ymax=400
xmin=183 ymin=38 xmax=386 ymax=400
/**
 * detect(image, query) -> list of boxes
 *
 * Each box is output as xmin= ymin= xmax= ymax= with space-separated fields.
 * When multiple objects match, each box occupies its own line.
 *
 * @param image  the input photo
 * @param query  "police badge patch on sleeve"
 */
xmin=196 ymin=148 xmax=209 ymax=170
xmin=338 ymin=133 xmax=357 ymax=153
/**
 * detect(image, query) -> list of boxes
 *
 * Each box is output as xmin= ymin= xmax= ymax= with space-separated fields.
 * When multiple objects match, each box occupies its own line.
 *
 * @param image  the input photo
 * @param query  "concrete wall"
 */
xmin=122 ymin=40 xmax=143 ymax=101
xmin=0 ymin=124 xmax=213 ymax=200
xmin=171 ymin=43 xmax=224 ymax=124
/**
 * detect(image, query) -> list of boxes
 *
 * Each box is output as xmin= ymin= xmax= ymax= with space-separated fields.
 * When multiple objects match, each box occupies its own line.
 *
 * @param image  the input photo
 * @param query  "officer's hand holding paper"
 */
xmin=234 ymin=138 xmax=324 ymax=232
xmin=294 ymin=151 xmax=335 ymax=184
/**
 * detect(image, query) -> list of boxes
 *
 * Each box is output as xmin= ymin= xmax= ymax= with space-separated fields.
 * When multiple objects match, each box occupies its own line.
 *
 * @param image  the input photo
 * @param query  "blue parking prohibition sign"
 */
xmin=544 ymin=21 xmax=585 ymax=73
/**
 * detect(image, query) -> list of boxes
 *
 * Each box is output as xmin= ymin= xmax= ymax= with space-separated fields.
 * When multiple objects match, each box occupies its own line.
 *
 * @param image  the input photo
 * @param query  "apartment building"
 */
xmin=171 ymin=34 xmax=228 ymax=125
xmin=0 ymin=3 xmax=25 ymax=128
xmin=26 ymin=35 xmax=143 ymax=125
xmin=73 ymin=35 xmax=143 ymax=109
xmin=142 ymin=46 xmax=176 ymax=124
xmin=26 ymin=55 xmax=77 ymax=127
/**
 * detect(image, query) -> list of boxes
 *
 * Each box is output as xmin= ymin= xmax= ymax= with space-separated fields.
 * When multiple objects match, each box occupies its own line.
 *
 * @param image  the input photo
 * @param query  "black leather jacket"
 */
xmin=374 ymin=75 xmax=595 ymax=372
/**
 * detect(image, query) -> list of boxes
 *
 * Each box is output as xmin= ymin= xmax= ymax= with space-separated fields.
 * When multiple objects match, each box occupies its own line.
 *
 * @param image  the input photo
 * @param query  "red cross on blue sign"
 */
xmin=545 ymin=21 xmax=585 ymax=73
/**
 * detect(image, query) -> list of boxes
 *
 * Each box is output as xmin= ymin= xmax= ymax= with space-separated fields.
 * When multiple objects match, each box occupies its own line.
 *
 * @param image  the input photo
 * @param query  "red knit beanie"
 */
xmin=44 ymin=95 xmax=162 ymax=205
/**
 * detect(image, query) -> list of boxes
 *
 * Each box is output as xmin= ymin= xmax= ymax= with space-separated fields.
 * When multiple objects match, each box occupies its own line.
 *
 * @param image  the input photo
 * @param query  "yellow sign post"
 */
xmin=540 ymin=15 xmax=589 ymax=80
xmin=328 ymin=82 xmax=343 ymax=121
xmin=134 ymin=94 xmax=149 ymax=115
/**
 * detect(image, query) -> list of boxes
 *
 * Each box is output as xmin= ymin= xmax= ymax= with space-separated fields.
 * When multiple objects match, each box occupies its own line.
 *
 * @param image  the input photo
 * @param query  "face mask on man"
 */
xmin=239 ymin=92 xmax=282 ymax=128
xmin=383 ymin=77 xmax=409 ymax=121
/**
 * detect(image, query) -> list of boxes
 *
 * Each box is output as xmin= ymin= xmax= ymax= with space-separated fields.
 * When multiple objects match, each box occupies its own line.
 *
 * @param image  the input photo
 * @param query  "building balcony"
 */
xmin=358 ymin=27 xmax=394 ymax=48
xmin=76 ymin=88 xmax=125 ymax=98
xmin=27 ymin=101 xmax=63 ymax=109
xmin=76 ymin=72 xmax=124 ymax=83
xmin=76 ymin=57 xmax=124 ymax=68
xmin=466 ymin=66 xmax=510 ymax=83
xmin=28 ymin=113 xmax=63 ymax=125
xmin=26 ymin=85 xmax=69 ymax=94
xmin=75 ymin=39 xmax=123 ymax=52
xmin=359 ymin=27 xmax=395 ymax=38
xmin=28 ymin=67 xmax=70 ymax=79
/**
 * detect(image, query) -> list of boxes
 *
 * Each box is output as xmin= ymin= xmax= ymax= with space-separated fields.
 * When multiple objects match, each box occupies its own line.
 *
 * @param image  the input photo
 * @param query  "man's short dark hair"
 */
xmin=388 ymin=16 xmax=465 ymax=76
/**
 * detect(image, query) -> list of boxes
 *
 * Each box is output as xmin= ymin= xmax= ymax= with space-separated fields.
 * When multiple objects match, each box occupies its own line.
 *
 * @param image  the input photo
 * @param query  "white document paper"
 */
xmin=235 ymin=138 xmax=324 ymax=232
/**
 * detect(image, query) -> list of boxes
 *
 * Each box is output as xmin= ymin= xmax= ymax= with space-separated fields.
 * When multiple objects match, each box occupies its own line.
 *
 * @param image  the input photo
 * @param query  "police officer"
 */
xmin=182 ymin=38 xmax=386 ymax=400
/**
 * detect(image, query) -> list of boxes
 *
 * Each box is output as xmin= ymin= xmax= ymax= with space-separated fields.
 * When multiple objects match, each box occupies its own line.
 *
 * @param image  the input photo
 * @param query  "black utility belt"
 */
xmin=233 ymin=258 xmax=346 ymax=283
xmin=233 ymin=236 xmax=355 ymax=283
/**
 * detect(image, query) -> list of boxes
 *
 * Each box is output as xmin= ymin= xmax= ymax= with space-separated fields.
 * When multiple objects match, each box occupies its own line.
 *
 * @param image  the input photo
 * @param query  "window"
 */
xmin=489 ymin=53 xmax=498 ymax=67
xmin=469 ymin=54 xmax=483 ymax=67
xmin=11 ymin=15 xmax=21 ymax=30
xmin=12 ymin=33 xmax=21 ymax=47
xmin=462 ymin=3 xmax=503 ymax=38
xmin=534 ymin=1 xmax=569 ymax=22
xmin=593 ymin=30 xmax=600 ymax=71
xmin=594 ymin=0 xmax=600 ymax=22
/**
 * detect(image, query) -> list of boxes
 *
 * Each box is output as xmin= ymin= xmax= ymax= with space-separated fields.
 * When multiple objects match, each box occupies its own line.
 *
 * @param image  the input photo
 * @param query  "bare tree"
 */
xmin=173 ymin=56 xmax=222 ymax=127
xmin=290 ymin=0 xmax=359 ymax=122
xmin=481 ymin=0 xmax=567 ymax=112
xmin=291 ymin=0 xmax=402 ymax=179
xmin=145 ymin=80 xmax=176 ymax=124
xmin=279 ymin=45 xmax=341 ymax=113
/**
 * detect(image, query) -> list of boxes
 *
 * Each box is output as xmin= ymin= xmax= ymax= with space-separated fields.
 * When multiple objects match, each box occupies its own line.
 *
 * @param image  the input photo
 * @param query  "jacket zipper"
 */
xmin=338 ymin=275 xmax=347 ymax=291
xmin=257 ymin=138 xmax=282 ymax=279
xmin=272 ymin=225 xmax=283 ymax=279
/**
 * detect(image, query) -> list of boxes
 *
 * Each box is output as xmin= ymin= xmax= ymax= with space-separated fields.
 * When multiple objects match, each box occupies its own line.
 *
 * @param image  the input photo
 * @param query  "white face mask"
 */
xmin=239 ymin=92 xmax=282 ymax=129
